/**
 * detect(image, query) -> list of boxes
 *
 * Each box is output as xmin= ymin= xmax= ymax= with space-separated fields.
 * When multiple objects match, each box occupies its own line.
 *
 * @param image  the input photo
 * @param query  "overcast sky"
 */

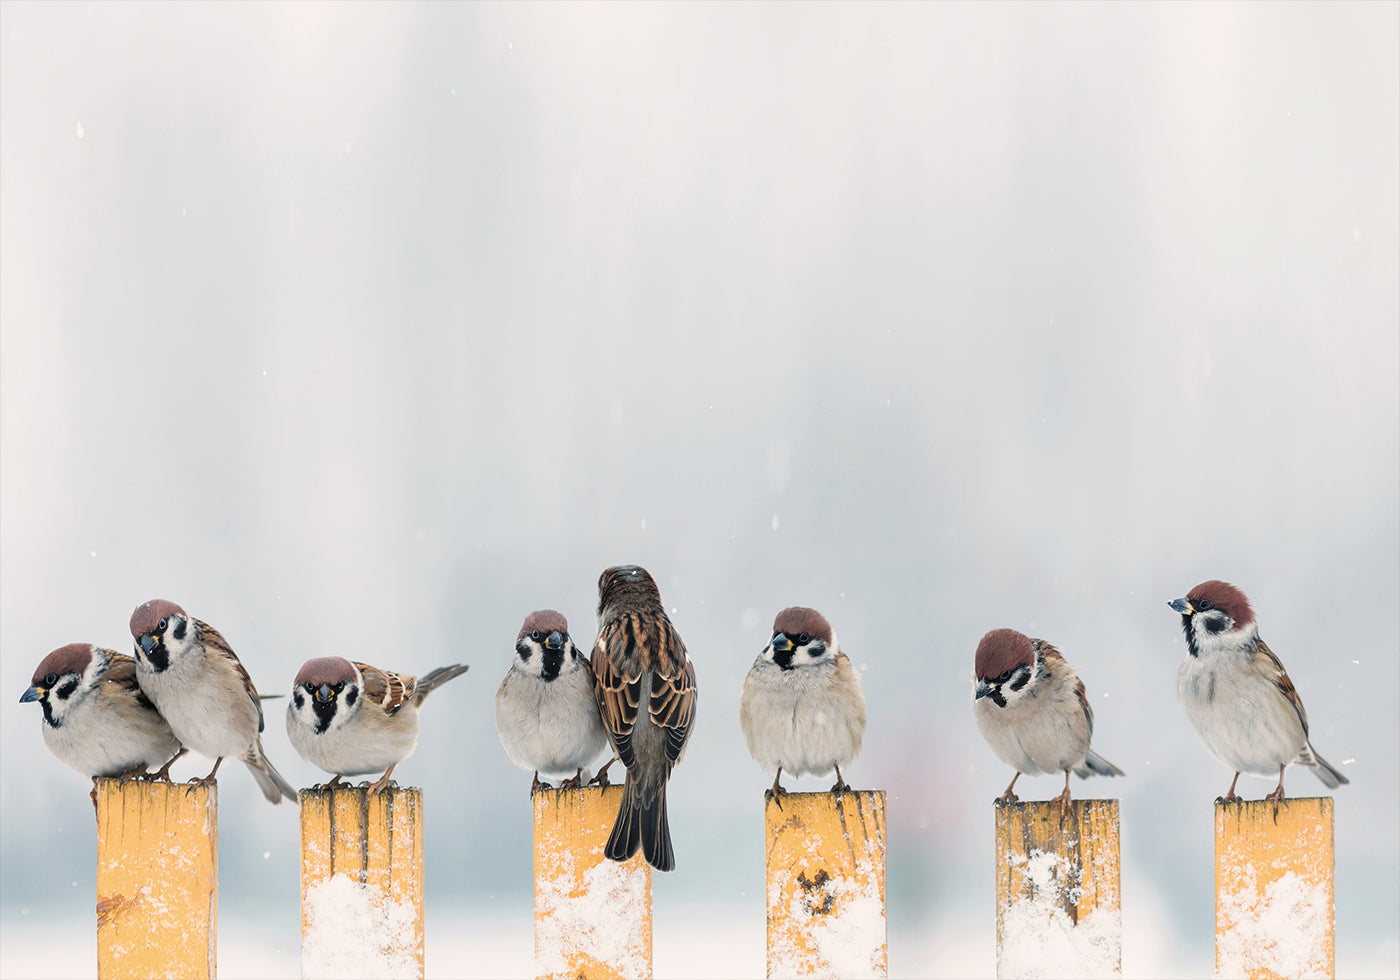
xmin=2 ymin=3 xmax=1396 ymax=977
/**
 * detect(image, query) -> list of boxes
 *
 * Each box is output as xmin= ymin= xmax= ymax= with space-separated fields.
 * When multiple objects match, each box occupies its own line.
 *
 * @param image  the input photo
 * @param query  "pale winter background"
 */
xmin=1 ymin=2 xmax=1396 ymax=977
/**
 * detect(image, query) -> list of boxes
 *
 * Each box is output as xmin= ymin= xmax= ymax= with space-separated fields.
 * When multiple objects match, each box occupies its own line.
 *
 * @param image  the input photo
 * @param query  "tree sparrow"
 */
xmin=21 ymin=644 xmax=185 ymax=803
xmin=592 ymin=565 xmax=696 ymax=872
xmin=495 ymin=610 xmax=610 ymax=794
xmin=1170 ymin=579 xmax=1349 ymax=816
xmin=973 ymin=628 xmax=1123 ymax=817
xmin=129 ymin=599 xmax=296 ymax=803
xmin=740 ymin=607 xmax=865 ymax=802
xmin=286 ymin=657 xmax=469 ymax=795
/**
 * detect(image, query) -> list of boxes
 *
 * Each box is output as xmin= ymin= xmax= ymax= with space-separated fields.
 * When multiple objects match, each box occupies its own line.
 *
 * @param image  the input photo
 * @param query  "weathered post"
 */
xmin=1215 ymin=797 xmax=1335 ymax=979
xmin=764 ymin=791 xmax=887 ymax=979
xmin=96 ymin=777 xmax=218 ymax=979
xmin=534 ymin=785 xmax=652 ymax=980
xmin=299 ymin=786 xmax=424 ymax=979
xmin=994 ymin=799 xmax=1121 ymax=978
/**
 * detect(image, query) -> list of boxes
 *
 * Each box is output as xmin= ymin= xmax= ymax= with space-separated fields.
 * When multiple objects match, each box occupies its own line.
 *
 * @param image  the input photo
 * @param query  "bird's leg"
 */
xmin=118 ymin=764 xmax=147 ymax=785
xmin=314 ymin=774 xmax=344 ymax=791
xmin=150 ymin=747 xmax=188 ymax=783
xmin=187 ymin=756 xmax=223 ymax=795
xmin=765 ymin=767 xmax=788 ymax=810
xmin=530 ymin=770 xmax=549 ymax=796
xmin=1216 ymin=771 xmax=1242 ymax=805
xmin=1057 ymin=770 xmax=1074 ymax=823
xmin=995 ymin=772 xmax=1021 ymax=806
xmin=588 ymin=756 xmax=617 ymax=788
xmin=366 ymin=764 xmax=398 ymax=798
xmin=560 ymin=768 xmax=585 ymax=791
xmin=90 ymin=781 xmax=99 ymax=815
xmin=1264 ymin=764 xmax=1287 ymax=824
xmin=830 ymin=764 xmax=851 ymax=795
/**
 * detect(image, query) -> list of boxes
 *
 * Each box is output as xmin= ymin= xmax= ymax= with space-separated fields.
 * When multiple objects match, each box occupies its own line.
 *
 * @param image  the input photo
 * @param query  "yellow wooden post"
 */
xmin=764 ymin=791 xmax=887 ymax=979
xmin=994 ymin=799 xmax=1121 ymax=978
xmin=299 ymin=786 xmax=424 ymax=978
xmin=1215 ymin=797 xmax=1335 ymax=980
xmin=534 ymin=785 xmax=652 ymax=980
xmin=95 ymin=777 xmax=217 ymax=979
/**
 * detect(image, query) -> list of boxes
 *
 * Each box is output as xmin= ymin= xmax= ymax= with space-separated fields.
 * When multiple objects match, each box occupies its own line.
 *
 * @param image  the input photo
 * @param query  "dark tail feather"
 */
xmin=1075 ymin=749 xmax=1125 ymax=779
xmin=244 ymin=741 xmax=297 ymax=803
xmin=605 ymin=778 xmax=643 ymax=863
xmin=1300 ymin=743 xmax=1349 ymax=789
xmin=413 ymin=664 xmax=470 ymax=704
xmin=639 ymin=785 xmax=673 ymax=872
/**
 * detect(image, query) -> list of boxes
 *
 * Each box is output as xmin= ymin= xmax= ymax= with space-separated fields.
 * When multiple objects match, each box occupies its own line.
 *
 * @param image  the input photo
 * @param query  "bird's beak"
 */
xmin=771 ymin=633 xmax=793 ymax=654
xmin=20 ymin=684 xmax=44 ymax=704
xmin=545 ymin=631 xmax=564 ymax=651
xmin=1168 ymin=598 xmax=1194 ymax=615
xmin=315 ymin=684 xmax=335 ymax=703
xmin=139 ymin=633 xmax=159 ymax=655
xmin=974 ymin=679 xmax=993 ymax=700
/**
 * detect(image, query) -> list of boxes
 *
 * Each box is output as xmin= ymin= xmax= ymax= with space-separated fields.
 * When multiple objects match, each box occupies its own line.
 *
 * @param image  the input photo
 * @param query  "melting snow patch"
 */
xmin=1216 ymin=869 xmax=1330 ymax=979
xmin=999 ymin=849 xmax=1121 ymax=978
xmin=768 ymin=860 xmax=885 ymax=979
xmin=302 ymin=873 xmax=419 ymax=979
xmin=536 ymin=850 xmax=649 ymax=980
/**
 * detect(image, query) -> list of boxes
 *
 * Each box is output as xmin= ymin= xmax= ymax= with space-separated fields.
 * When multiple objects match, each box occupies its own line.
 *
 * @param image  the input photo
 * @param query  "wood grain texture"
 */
xmin=1215 ymin=797 xmax=1335 ymax=980
xmin=764 ymin=791 xmax=887 ymax=979
xmin=96 ymin=778 xmax=217 ymax=979
xmin=299 ymin=786 xmax=424 ymax=977
xmin=994 ymin=799 xmax=1121 ymax=978
xmin=534 ymin=785 xmax=652 ymax=980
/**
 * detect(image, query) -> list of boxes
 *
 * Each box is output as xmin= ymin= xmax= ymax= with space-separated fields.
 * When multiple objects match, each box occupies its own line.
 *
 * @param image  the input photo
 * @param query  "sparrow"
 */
xmin=1170 ymin=579 xmax=1349 ymax=817
xmin=739 ymin=607 xmax=866 ymax=802
xmin=21 ymin=644 xmax=185 ymax=806
xmin=973 ymin=628 xmax=1123 ymax=818
xmin=129 ymin=599 xmax=297 ymax=803
xmin=592 ymin=565 xmax=696 ymax=872
xmin=286 ymin=657 xmax=469 ymax=795
xmin=495 ymin=610 xmax=610 ymax=794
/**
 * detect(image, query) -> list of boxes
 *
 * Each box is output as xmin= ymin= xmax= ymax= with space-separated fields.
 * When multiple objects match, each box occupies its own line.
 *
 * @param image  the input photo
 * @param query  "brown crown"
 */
xmin=129 ymin=599 xmax=186 ymax=638
xmin=518 ymin=609 xmax=568 ymax=641
xmin=771 ymin=607 xmax=834 ymax=645
xmin=975 ymin=628 xmax=1035 ymax=680
xmin=31 ymin=643 xmax=95 ymax=685
xmin=1186 ymin=580 xmax=1255 ymax=628
xmin=293 ymin=657 xmax=357 ymax=688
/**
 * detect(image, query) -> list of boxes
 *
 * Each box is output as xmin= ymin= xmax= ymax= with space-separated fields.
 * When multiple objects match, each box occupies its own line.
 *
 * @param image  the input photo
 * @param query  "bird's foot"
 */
xmin=764 ymin=782 xmax=789 ymax=811
xmin=366 ymin=773 xmax=396 ymax=798
xmin=1057 ymin=787 xmax=1074 ymax=823
xmin=994 ymin=791 xmax=1020 ymax=806
xmin=830 ymin=778 xmax=851 ymax=795
xmin=559 ymin=768 xmax=585 ymax=791
xmin=588 ymin=758 xmax=616 ymax=788
xmin=1264 ymin=786 xmax=1286 ymax=824
xmin=530 ymin=772 xmax=551 ymax=796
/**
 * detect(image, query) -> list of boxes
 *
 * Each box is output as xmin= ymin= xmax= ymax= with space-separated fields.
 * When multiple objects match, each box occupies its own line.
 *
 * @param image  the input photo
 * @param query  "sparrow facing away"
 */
xmin=21 ymin=644 xmax=185 ymax=802
xmin=973 ymin=628 xmax=1123 ymax=818
xmin=1170 ymin=580 xmax=1349 ymax=816
xmin=129 ymin=599 xmax=297 ymax=803
xmin=495 ymin=610 xmax=610 ymax=794
xmin=286 ymin=657 xmax=469 ymax=795
xmin=592 ymin=565 xmax=696 ymax=872
xmin=740 ymin=607 xmax=866 ymax=802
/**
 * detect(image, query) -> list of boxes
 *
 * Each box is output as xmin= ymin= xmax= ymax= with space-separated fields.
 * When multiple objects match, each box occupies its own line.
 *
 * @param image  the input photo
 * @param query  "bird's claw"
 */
xmin=559 ymin=768 xmax=584 ymax=791
xmin=588 ymin=758 xmax=616 ymax=788
xmin=994 ymin=792 xmax=1020 ymax=806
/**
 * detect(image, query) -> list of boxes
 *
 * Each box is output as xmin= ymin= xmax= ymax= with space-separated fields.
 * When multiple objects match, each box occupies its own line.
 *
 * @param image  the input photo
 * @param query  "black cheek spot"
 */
xmin=517 ymin=641 xmax=532 ymax=662
xmin=172 ymin=619 xmax=187 ymax=641
xmin=56 ymin=679 xmax=79 ymax=701
xmin=1008 ymin=670 xmax=1030 ymax=693
xmin=345 ymin=687 xmax=357 ymax=706
xmin=294 ymin=692 xmax=304 ymax=710
xmin=1204 ymin=616 xmax=1226 ymax=634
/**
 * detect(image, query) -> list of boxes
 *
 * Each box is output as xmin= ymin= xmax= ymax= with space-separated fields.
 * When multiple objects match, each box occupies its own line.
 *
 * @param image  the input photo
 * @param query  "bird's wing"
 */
xmin=195 ymin=619 xmax=265 ymax=733
xmin=1255 ymin=638 xmax=1309 ymax=735
xmin=1036 ymin=638 xmax=1094 ymax=735
xmin=650 ymin=620 xmax=696 ymax=764
xmin=103 ymin=651 xmax=161 ymax=714
xmin=592 ymin=627 xmax=643 ymax=769
xmin=353 ymin=662 xmax=416 ymax=715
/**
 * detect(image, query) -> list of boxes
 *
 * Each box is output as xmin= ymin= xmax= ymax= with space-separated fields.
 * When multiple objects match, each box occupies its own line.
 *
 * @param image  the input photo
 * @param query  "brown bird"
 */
xmin=592 ymin=565 xmax=696 ymax=872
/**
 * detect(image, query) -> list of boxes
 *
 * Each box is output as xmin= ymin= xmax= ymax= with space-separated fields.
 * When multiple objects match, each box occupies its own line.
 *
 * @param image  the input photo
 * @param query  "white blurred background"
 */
xmin=2 ymin=3 xmax=1396 ymax=977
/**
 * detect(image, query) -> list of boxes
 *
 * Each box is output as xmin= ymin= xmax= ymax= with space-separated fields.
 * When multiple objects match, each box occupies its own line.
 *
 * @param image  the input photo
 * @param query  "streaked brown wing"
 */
xmin=196 ymin=619 xmax=264 ymax=732
xmin=1257 ymin=638 xmax=1309 ymax=735
xmin=650 ymin=627 xmax=695 ymax=764
xmin=104 ymin=651 xmax=161 ymax=713
xmin=353 ymin=661 xmax=416 ymax=715
xmin=591 ymin=628 xmax=643 ymax=769
xmin=1036 ymin=638 xmax=1093 ymax=735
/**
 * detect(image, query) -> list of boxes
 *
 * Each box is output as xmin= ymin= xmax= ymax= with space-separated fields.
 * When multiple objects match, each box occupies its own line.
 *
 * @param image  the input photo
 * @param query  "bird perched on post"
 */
xmin=1170 ymin=579 xmax=1348 ymax=818
xmin=495 ymin=610 xmax=610 ymax=794
xmin=129 ymin=599 xmax=296 ymax=803
xmin=740 ymin=607 xmax=866 ymax=802
xmin=286 ymin=657 xmax=469 ymax=795
xmin=592 ymin=565 xmax=696 ymax=872
xmin=973 ymin=628 xmax=1123 ymax=818
xmin=21 ymin=643 xmax=185 ymax=806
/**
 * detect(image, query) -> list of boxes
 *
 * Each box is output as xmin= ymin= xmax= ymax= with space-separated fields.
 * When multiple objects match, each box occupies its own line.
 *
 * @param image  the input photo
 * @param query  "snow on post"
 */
xmin=299 ymin=786 xmax=424 ymax=979
xmin=96 ymin=777 xmax=218 ymax=979
xmin=765 ymin=791 xmax=888 ymax=979
xmin=1215 ymin=797 xmax=1335 ymax=980
xmin=994 ymin=799 xmax=1121 ymax=978
xmin=534 ymin=785 xmax=652 ymax=980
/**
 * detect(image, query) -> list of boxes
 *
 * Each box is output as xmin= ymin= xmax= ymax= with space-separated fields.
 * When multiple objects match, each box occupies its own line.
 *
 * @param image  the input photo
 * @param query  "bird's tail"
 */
xmin=413 ymin=664 xmax=470 ymax=705
xmin=1297 ymin=743 xmax=1349 ymax=789
xmin=606 ymin=775 xmax=674 ymax=872
xmin=1075 ymin=749 xmax=1125 ymax=779
xmin=243 ymin=739 xmax=298 ymax=803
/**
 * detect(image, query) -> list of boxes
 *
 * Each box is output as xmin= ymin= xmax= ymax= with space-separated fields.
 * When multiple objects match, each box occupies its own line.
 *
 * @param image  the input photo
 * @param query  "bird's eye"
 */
xmin=45 ymin=673 xmax=58 ymax=686
xmin=336 ymin=681 xmax=345 ymax=691
xmin=530 ymin=629 xmax=541 ymax=641
xmin=798 ymin=632 xmax=810 ymax=644
xmin=1197 ymin=599 xmax=1212 ymax=611
xmin=999 ymin=669 xmax=1012 ymax=682
xmin=158 ymin=618 xmax=168 ymax=631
